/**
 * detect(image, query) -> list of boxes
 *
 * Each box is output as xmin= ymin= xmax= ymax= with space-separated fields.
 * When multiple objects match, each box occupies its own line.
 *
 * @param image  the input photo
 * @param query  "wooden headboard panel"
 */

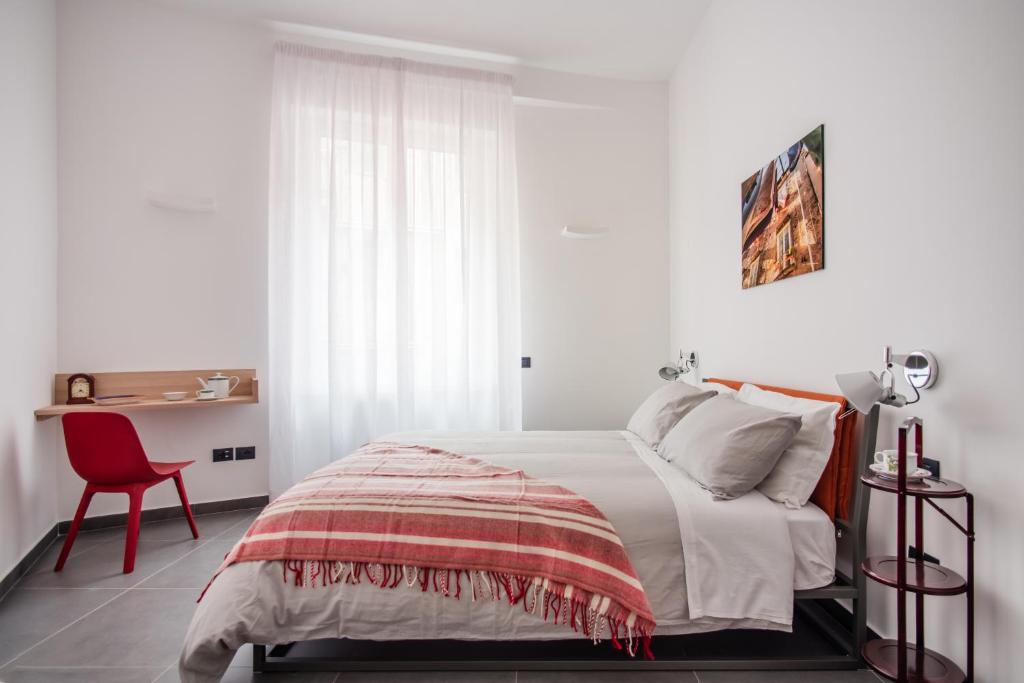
xmin=705 ymin=378 xmax=856 ymax=521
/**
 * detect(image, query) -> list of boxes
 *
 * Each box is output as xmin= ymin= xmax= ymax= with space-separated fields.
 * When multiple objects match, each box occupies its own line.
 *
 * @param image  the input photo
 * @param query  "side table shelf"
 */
xmin=861 ymin=556 xmax=966 ymax=596
xmin=861 ymin=473 xmax=966 ymax=498
xmin=864 ymin=640 xmax=966 ymax=683
xmin=860 ymin=417 xmax=974 ymax=683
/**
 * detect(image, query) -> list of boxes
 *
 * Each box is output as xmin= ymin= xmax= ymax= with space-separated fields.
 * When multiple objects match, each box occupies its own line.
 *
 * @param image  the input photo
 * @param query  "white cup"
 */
xmin=874 ymin=449 xmax=918 ymax=473
xmin=196 ymin=388 xmax=216 ymax=400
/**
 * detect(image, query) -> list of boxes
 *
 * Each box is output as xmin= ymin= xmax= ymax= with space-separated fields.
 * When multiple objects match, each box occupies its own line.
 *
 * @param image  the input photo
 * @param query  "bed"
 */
xmin=179 ymin=380 xmax=879 ymax=681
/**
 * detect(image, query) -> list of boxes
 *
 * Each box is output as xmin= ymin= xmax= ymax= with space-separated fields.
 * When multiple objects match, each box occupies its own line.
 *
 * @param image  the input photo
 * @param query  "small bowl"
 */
xmin=163 ymin=391 xmax=187 ymax=402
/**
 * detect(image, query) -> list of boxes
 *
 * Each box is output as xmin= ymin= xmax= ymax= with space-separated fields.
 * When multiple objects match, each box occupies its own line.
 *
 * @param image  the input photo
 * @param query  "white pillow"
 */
xmin=658 ymin=394 xmax=802 ymax=500
xmin=737 ymin=383 xmax=840 ymax=508
xmin=626 ymin=382 xmax=717 ymax=449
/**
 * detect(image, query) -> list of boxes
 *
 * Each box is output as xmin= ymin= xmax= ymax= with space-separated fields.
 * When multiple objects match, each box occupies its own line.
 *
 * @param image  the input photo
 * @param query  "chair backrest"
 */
xmin=61 ymin=413 xmax=157 ymax=485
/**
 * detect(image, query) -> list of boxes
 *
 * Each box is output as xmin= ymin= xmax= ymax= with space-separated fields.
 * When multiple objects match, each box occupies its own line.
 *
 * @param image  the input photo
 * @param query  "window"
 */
xmin=269 ymin=45 xmax=522 ymax=490
xmin=776 ymin=222 xmax=793 ymax=261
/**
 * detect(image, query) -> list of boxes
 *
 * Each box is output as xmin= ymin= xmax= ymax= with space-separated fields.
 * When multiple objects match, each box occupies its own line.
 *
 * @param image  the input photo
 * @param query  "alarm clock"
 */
xmin=66 ymin=373 xmax=96 ymax=405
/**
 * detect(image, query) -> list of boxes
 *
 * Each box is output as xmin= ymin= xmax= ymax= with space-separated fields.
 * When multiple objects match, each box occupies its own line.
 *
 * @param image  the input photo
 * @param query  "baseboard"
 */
xmin=0 ymin=525 xmax=58 ymax=601
xmin=0 ymin=495 xmax=269 ymax=600
xmin=56 ymin=495 xmax=269 ymax=534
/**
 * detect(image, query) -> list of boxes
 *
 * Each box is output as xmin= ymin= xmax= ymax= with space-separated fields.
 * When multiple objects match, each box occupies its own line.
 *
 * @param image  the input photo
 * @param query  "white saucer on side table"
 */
xmin=869 ymin=463 xmax=931 ymax=483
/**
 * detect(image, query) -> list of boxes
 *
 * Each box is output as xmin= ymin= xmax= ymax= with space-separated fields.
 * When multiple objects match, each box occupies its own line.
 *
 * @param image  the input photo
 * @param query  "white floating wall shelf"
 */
xmin=146 ymin=190 xmax=218 ymax=213
xmin=560 ymin=226 xmax=609 ymax=240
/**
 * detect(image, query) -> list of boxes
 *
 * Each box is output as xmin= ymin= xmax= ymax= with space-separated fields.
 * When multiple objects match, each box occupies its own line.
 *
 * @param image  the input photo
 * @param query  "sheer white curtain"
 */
xmin=268 ymin=43 xmax=522 ymax=495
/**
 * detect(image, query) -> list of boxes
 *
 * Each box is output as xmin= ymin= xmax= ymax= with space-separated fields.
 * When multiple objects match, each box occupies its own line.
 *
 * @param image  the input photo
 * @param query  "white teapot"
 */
xmin=197 ymin=372 xmax=240 ymax=399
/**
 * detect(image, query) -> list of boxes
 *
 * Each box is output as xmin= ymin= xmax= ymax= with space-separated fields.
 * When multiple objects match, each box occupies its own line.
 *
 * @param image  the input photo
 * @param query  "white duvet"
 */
xmin=179 ymin=430 xmax=832 ymax=682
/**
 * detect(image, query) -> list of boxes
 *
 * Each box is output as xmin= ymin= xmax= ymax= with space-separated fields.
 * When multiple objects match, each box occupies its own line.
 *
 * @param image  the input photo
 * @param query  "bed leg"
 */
xmin=253 ymin=644 xmax=266 ymax=672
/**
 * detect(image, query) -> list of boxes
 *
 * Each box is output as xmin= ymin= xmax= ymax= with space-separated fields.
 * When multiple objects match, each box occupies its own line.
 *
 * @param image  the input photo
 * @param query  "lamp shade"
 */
xmin=835 ymin=371 xmax=885 ymax=414
xmin=659 ymin=366 xmax=682 ymax=381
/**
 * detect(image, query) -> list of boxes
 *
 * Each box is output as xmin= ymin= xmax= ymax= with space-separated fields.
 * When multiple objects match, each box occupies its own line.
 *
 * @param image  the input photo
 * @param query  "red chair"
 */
xmin=55 ymin=412 xmax=199 ymax=573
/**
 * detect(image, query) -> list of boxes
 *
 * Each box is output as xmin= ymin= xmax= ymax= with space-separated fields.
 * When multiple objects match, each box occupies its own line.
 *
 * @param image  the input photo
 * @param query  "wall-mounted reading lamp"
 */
xmin=835 ymin=346 xmax=938 ymax=416
xmin=659 ymin=351 xmax=699 ymax=381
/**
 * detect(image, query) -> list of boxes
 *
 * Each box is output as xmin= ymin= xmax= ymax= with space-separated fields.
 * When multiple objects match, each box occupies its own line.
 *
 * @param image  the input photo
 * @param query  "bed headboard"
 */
xmin=705 ymin=378 xmax=873 ymax=523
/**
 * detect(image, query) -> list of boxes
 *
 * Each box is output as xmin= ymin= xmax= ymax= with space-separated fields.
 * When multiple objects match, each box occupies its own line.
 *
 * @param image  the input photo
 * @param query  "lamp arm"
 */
xmin=881 ymin=346 xmax=923 ymax=406
xmin=879 ymin=367 xmax=896 ymax=397
xmin=889 ymin=353 xmax=910 ymax=367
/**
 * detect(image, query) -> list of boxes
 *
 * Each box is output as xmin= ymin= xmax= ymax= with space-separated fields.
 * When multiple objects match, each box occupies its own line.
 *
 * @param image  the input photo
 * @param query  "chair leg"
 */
xmin=173 ymin=472 xmax=199 ymax=539
xmin=123 ymin=486 xmax=145 ymax=573
xmin=54 ymin=486 xmax=95 ymax=572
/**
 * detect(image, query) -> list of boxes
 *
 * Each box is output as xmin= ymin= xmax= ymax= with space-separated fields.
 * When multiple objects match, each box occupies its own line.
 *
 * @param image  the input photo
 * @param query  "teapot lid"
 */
xmin=209 ymin=372 xmax=228 ymax=379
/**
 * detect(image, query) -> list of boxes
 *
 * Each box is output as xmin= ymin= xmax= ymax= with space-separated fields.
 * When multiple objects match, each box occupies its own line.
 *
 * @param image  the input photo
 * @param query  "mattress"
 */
xmin=782 ymin=500 xmax=837 ymax=591
xmin=180 ymin=430 xmax=833 ymax=682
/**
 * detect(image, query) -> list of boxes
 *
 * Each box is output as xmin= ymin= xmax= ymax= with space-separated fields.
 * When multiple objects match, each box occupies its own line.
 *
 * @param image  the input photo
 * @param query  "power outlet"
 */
xmin=521 ymin=356 xmax=532 ymax=368
xmin=235 ymin=446 xmax=256 ymax=461
xmin=921 ymin=457 xmax=941 ymax=479
xmin=212 ymin=447 xmax=234 ymax=463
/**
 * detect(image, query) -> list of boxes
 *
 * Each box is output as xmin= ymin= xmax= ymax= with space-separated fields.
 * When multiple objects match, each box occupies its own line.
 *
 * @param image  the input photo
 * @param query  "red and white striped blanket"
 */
xmin=207 ymin=442 xmax=656 ymax=656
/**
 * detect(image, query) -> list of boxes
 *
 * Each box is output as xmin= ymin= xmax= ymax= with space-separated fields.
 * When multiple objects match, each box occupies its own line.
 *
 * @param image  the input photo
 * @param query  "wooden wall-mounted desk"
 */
xmin=35 ymin=369 xmax=259 ymax=420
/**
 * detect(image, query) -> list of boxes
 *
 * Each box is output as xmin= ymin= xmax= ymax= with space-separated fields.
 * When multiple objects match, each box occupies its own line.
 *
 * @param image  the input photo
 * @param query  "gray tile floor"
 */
xmin=0 ymin=509 xmax=881 ymax=683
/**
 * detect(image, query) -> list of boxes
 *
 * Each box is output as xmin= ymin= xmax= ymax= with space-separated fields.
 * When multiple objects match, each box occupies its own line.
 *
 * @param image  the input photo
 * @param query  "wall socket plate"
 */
xmin=235 ymin=446 xmax=256 ymax=461
xmin=212 ymin=447 xmax=234 ymax=463
xmin=921 ymin=457 xmax=941 ymax=479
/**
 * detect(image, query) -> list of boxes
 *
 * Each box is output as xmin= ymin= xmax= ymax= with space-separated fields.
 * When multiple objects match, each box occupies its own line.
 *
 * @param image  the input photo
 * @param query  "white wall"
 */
xmin=56 ymin=0 xmax=273 ymax=518
xmin=516 ymin=73 xmax=669 ymax=430
xmin=0 ymin=0 xmax=59 ymax=577
xmin=54 ymin=0 xmax=670 ymax=519
xmin=669 ymin=1 xmax=1024 ymax=679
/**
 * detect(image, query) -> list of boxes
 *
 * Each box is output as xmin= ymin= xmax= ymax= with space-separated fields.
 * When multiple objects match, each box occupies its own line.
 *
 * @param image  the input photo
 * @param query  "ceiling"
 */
xmin=156 ymin=0 xmax=712 ymax=81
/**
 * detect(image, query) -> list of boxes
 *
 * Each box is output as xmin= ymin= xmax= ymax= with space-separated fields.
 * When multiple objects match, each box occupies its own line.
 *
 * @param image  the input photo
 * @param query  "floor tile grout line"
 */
xmin=21 ymin=586 xmax=200 ymax=590
xmin=74 ymin=510 xmax=258 ymax=552
xmin=1 ymin=509 xmax=255 ymax=604
xmin=0 ymin=510 xmax=259 ymax=672
xmin=126 ymin=513 xmax=258 ymax=590
xmin=12 ymin=665 xmax=166 ymax=670
xmin=151 ymin=662 xmax=175 ymax=683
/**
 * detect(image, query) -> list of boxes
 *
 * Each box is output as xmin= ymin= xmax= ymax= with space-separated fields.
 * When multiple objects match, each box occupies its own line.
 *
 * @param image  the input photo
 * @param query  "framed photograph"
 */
xmin=740 ymin=125 xmax=824 ymax=289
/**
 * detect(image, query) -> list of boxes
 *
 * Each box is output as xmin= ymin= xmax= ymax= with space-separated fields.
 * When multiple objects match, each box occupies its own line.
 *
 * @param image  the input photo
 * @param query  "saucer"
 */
xmin=196 ymin=396 xmax=219 ymax=401
xmin=870 ymin=463 xmax=931 ymax=482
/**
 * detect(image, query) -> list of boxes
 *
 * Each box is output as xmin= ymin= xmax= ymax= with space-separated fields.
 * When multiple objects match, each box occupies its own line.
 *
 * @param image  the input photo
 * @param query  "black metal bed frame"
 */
xmin=253 ymin=406 xmax=880 ymax=673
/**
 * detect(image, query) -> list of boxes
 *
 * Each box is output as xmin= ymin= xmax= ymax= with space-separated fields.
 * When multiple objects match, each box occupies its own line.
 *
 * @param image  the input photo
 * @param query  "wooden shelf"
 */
xmin=862 ymin=556 xmax=967 ymax=596
xmin=861 ymin=473 xmax=967 ymax=499
xmin=35 ymin=394 xmax=258 ymax=419
xmin=36 ymin=369 xmax=258 ymax=420
xmin=863 ymin=639 xmax=965 ymax=683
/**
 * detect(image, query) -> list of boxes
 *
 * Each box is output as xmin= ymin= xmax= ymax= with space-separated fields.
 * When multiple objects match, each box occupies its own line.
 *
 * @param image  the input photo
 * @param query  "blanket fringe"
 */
xmin=284 ymin=560 xmax=655 ymax=659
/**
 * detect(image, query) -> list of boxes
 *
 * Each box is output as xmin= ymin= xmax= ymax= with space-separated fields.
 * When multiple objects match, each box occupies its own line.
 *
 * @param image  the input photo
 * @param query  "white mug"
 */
xmin=874 ymin=449 xmax=917 ymax=473
xmin=196 ymin=388 xmax=216 ymax=400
